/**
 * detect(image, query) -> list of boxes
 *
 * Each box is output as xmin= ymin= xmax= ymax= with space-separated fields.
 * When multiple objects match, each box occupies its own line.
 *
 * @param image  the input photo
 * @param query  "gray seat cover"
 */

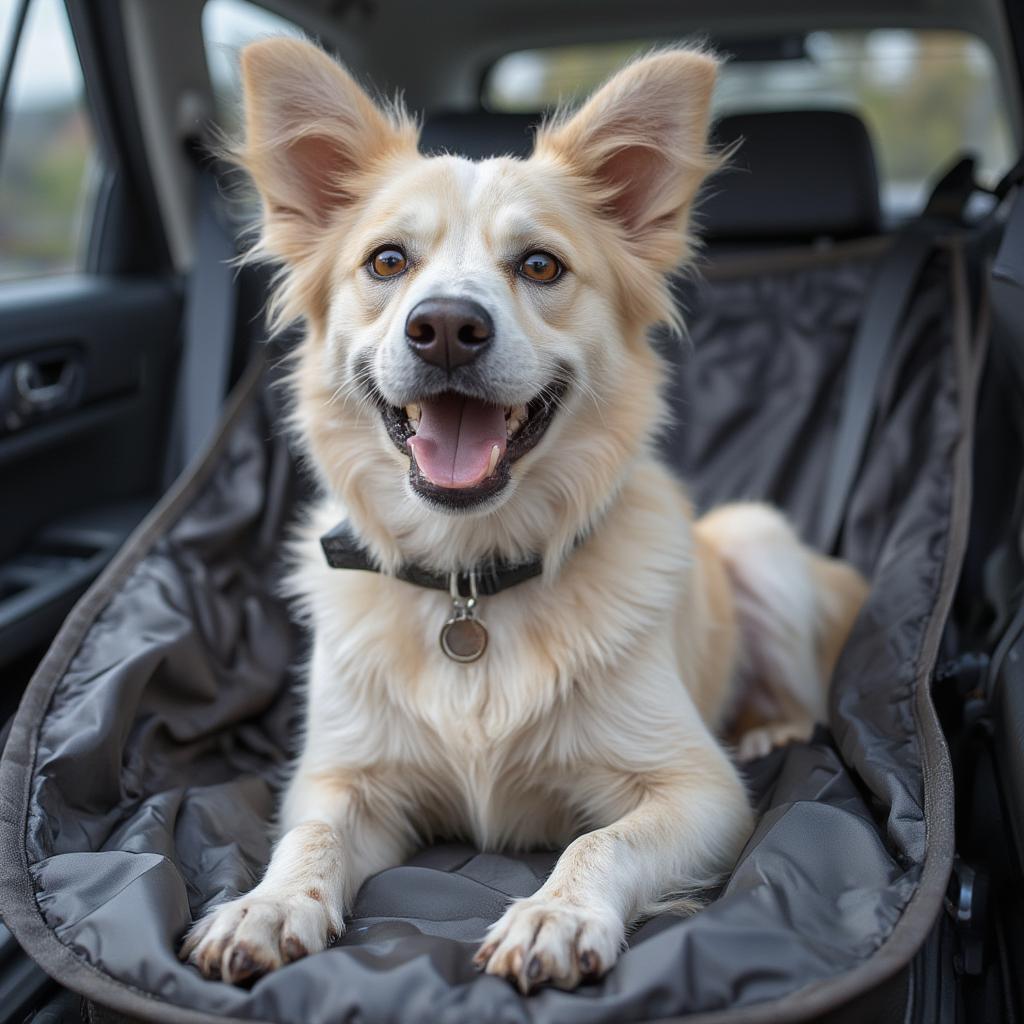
xmin=0 ymin=238 xmax=972 ymax=1023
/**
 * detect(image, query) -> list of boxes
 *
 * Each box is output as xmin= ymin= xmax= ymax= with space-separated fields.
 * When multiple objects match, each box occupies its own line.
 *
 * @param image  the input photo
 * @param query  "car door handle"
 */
xmin=0 ymin=350 xmax=83 ymax=433
xmin=14 ymin=357 xmax=79 ymax=410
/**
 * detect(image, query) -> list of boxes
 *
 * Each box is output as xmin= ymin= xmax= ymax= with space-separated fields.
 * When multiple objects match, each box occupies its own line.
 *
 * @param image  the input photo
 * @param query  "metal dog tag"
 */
xmin=441 ymin=572 xmax=488 ymax=663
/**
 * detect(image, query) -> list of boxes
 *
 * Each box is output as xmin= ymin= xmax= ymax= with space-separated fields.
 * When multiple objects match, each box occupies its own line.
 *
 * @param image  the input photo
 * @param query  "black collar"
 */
xmin=320 ymin=521 xmax=544 ymax=597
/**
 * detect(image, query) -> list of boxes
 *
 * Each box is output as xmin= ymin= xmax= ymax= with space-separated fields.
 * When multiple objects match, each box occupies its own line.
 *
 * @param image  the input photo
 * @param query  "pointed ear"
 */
xmin=237 ymin=38 xmax=417 ymax=258
xmin=535 ymin=50 xmax=719 ymax=271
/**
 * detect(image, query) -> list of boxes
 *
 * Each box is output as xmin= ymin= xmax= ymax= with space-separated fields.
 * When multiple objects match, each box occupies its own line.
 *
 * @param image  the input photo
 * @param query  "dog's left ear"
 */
xmin=535 ymin=50 xmax=718 ymax=271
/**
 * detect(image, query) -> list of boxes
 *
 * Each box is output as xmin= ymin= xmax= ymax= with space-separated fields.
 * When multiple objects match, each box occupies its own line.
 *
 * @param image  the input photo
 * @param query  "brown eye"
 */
xmin=519 ymin=251 xmax=562 ymax=283
xmin=369 ymin=247 xmax=408 ymax=278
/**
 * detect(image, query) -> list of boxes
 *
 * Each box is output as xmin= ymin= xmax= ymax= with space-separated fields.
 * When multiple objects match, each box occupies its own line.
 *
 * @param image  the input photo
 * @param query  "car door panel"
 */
xmin=0 ymin=275 xmax=181 ymax=667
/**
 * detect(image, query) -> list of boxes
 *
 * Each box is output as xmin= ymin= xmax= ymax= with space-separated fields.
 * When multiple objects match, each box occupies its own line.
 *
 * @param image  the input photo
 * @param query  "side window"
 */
xmin=202 ymin=0 xmax=305 ymax=134
xmin=0 ymin=0 xmax=101 ymax=281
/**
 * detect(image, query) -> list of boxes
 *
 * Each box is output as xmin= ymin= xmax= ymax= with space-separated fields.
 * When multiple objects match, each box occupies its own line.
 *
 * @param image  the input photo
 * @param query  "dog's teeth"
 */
xmin=486 ymin=444 xmax=501 ymax=476
xmin=405 ymin=403 xmax=421 ymax=426
xmin=505 ymin=405 xmax=527 ymax=437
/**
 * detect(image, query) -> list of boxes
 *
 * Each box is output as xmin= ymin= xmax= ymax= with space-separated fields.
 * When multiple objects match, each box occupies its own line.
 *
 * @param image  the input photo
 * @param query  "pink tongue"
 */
xmin=408 ymin=393 xmax=507 ymax=489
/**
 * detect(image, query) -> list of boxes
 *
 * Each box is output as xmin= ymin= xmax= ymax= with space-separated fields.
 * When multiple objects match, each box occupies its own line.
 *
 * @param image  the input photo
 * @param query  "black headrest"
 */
xmin=420 ymin=112 xmax=537 ymax=160
xmin=420 ymin=108 xmax=882 ymax=242
xmin=702 ymin=110 xmax=882 ymax=241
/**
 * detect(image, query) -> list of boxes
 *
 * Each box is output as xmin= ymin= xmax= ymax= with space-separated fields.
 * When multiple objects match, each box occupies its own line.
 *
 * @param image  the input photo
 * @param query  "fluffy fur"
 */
xmin=181 ymin=39 xmax=868 ymax=992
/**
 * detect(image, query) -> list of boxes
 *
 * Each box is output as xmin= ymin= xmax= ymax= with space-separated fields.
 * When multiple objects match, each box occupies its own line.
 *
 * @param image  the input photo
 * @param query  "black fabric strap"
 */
xmin=320 ymin=520 xmax=545 ymax=596
xmin=990 ymin=178 xmax=1024 ymax=404
xmin=992 ymin=179 xmax=1024 ymax=296
xmin=819 ymin=226 xmax=937 ymax=553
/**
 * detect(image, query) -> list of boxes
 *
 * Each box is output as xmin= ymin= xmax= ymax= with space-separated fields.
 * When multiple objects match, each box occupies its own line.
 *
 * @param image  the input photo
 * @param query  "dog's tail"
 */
xmin=695 ymin=503 xmax=868 ymax=757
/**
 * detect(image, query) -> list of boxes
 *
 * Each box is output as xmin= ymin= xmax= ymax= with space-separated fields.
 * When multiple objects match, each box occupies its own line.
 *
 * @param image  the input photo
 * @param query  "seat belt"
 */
xmin=983 ymin=165 xmax=1024 ymax=638
xmin=818 ymin=225 xmax=938 ymax=554
xmin=818 ymin=154 xmax=991 ymax=554
xmin=164 ymin=149 xmax=239 ymax=484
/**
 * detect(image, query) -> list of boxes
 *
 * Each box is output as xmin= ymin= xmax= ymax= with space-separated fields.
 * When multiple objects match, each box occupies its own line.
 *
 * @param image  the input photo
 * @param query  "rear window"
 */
xmin=202 ymin=0 xmax=305 ymax=133
xmin=484 ymin=31 xmax=1015 ymax=217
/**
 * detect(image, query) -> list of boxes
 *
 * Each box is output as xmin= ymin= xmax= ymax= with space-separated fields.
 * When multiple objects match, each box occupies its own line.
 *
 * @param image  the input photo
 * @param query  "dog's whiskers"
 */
xmin=328 ymin=369 xmax=378 ymax=417
xmin=565 ymin=377 xmax=605 ymax=426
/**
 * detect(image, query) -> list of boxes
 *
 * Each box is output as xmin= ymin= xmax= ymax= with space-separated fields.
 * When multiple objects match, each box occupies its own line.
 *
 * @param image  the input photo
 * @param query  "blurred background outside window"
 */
xmin=0 ymin=0 xmax=100 ymax=281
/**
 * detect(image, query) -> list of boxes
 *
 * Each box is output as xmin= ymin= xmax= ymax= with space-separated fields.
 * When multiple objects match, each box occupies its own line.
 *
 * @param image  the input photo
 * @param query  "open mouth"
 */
xmin=378 ymin=383 xmax=567 ymax=509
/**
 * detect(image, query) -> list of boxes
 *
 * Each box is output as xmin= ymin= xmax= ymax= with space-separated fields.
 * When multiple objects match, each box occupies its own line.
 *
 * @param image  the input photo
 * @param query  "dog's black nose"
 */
xmin=405 ymin=297 xmax=493 ymax=371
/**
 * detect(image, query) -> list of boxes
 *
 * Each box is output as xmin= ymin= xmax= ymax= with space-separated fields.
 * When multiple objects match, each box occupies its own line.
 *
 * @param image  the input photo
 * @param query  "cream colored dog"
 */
xmin=181 ymin=38 xmax=867 ymax=992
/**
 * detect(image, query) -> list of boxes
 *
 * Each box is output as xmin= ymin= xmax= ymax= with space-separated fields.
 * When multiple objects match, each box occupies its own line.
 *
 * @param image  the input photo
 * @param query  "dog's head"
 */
xmin=237 ymin=40 xmax=718 ymax=569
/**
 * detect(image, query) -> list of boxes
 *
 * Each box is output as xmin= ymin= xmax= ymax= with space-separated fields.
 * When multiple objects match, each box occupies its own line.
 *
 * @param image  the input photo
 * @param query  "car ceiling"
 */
xmin=266 ymin=0 xmax=1021 ymax=114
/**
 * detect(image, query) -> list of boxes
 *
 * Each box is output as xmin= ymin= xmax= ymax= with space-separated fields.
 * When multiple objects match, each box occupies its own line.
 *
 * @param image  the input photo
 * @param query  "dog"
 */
xmin=181 ymin=38 xmax=868 ymax=992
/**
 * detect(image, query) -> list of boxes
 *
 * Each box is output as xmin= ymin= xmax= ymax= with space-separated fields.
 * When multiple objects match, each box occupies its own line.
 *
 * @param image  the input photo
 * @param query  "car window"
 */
xmin=202 ymin=0 xmax=305 ymax=135
xmin=0 ymin=0 xmax=101 ymax=282
xmin=485 ymin=31 xmax=1015 ymax=217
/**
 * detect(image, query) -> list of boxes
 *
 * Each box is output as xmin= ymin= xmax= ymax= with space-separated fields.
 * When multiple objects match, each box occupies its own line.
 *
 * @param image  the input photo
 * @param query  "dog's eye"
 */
xmin=518 ymin=251 xmax=562 ymax=284
xmin=369 ymin=247 xmax=408 ymax=279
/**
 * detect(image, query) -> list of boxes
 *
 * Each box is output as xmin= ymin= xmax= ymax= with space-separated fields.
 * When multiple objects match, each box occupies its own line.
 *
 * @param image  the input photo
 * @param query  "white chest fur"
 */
xmin=287 ymin=464 xmax=716 ymax=849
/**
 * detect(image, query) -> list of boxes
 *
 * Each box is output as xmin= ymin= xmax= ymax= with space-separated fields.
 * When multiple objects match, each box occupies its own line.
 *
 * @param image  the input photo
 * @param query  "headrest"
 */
xmin=419 ymin=112 xmax=536 ymax=160
xmin=420 ymin=108 xmax=882 ymax=242
xmin=702 ymin=110 xmax=882 ymax=241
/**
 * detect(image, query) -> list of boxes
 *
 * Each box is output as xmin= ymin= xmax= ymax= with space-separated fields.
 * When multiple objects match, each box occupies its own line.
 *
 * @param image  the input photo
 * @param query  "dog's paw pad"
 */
xmin=181 ymin=890 xmax=336 ymax=984
xmin=476 ymin=896 xmax=622 ymax=992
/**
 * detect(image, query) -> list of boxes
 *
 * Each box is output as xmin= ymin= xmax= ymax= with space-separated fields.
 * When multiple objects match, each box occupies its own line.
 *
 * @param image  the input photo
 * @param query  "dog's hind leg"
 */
xmin=695 ymin=503 xmax=869 ymax=761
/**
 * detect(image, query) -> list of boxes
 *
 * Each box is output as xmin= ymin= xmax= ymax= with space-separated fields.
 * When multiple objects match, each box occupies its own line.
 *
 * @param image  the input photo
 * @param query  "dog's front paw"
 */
xmin=474 ymin=895 xmax=623 ymax=992
xmin=180 ymin=888 xmax=338 ymax=984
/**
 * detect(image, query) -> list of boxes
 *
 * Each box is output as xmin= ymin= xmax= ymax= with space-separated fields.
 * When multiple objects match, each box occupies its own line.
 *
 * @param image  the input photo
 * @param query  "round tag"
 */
xmin=440 ymin=616 xmax=488 ymax=662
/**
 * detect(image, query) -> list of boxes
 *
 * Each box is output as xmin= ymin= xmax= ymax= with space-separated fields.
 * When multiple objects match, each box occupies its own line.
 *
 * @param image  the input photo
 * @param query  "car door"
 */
xmin=0 ymin=0 xmax=182 ymax=719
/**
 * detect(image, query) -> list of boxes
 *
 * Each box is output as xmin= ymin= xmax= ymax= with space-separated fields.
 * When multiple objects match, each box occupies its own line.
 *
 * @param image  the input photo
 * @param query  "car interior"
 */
xmin=0 ymin=0 xmax=1022 ymax=1021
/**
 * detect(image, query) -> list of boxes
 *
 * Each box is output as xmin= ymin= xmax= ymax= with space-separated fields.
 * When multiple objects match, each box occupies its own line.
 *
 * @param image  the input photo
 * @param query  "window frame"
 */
xmin=0 ymin=1 xmax=30 ymax=140
xmin=64 ymin=0 xmax=172 ymax=276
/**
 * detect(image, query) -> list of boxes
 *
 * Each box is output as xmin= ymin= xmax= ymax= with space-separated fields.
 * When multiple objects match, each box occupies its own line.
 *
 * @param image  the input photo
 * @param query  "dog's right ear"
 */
xmin=535 ymin=49 xmax=718 ymax=274
xmin=237 ymin=38 xmax=417 ymax=262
